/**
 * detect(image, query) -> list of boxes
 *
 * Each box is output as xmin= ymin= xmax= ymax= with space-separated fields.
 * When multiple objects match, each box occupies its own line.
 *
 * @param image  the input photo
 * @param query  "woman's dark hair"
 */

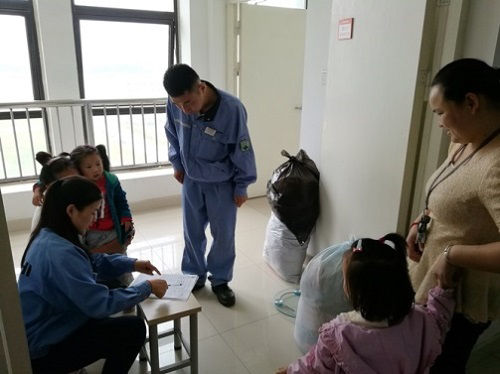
xmin=344 ymin=233 xmax=415 ymax=325
xmin=163 ymin=64 xmax=200 ymax=97
xmin=36 ymin=151 xmax=74 ymax=192
xmin=431 ymin=58 xmax=500 ymax=108
xmin=70 ymin=144 xmax=110 ymax=173
xmin=21 ymin=176 xmax=102 ymax=266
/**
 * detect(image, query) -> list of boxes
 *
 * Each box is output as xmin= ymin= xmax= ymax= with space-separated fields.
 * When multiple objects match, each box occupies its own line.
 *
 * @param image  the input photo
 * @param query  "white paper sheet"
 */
xmin=131 ymin=273 xmax=199 ymax=301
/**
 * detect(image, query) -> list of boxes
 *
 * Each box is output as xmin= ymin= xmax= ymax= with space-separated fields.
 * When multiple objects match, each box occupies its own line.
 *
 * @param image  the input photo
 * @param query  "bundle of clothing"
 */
xmin=263 ymin=149 xmax=319 ymax=283
xmin=294 ymin=241 xmax=352 ymax=353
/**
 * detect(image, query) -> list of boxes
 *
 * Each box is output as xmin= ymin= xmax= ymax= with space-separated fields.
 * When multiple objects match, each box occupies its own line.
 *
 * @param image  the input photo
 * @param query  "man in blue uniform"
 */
xmin=163 ymin=64 xmax=257 ymax=307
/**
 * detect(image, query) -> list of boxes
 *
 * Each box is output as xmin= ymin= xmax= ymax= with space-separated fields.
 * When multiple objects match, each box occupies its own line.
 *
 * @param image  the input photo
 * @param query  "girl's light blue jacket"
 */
xmin=18 ymin=228 xmax=151 ymax=359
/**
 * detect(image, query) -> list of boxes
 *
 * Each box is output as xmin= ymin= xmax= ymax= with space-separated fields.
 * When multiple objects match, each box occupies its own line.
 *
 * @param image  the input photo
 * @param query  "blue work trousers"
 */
xmin=181 ymin=176 xmax=237 ymax=286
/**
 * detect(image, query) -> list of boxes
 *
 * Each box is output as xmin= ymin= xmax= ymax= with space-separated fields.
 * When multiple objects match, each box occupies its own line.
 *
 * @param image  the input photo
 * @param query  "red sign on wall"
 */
xmin=338 ymin=18 xmax=354 ymax=40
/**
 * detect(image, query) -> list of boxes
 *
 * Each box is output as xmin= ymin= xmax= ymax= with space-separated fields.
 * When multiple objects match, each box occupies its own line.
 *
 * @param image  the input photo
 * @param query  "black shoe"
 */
xmin=192 ymin=282 xmax=205 ymax=292
xmin=212 ymin=283 xmax=235 ymax=307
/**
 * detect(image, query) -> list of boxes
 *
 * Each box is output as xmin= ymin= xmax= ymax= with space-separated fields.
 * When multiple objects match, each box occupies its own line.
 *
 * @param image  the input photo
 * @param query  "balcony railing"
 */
xmin=0 ymin=97 xmax=169 ymax=183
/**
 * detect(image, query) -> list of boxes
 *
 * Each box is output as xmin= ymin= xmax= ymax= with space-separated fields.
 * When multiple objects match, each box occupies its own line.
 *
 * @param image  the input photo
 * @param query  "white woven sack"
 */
xmin=294 ymin=241 xmax=352 ymax=353
xmin=263 ymin=212 xmax=309 ymax=284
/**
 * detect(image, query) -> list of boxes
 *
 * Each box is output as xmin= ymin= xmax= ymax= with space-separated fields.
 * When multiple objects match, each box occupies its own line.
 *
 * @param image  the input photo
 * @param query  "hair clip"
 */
xmin=379 ymin=238 xmax=396 ymax=249
xmin=46 ymin=155 xmax=70 ymax=166
xmin=353 ymin=239 xmax=363 ymax=252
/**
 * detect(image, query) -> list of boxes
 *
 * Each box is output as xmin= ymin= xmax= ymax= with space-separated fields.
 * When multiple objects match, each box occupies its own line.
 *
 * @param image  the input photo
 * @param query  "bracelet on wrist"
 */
xmin=443 ymin=245 xmax=453 ymax=264
xmin=409 ymin=221 xmax=419 ymax=230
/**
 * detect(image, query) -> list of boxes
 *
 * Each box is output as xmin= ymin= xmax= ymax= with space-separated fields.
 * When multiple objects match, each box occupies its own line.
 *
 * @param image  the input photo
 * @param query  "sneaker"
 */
xmin=212 ymin=283 xmax=235 ymax=307
xmin=192 ymin=281 xmax=205 ymax=292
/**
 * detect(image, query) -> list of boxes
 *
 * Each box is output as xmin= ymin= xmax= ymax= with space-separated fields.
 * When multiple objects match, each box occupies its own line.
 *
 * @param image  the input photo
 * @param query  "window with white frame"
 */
xmin=0 ymin=0 xmax=48 ymax=182
xmin=0 ymin=0 xmax=43 ymax=101
xmin=73 ymin=0 xmax=177 ymax=169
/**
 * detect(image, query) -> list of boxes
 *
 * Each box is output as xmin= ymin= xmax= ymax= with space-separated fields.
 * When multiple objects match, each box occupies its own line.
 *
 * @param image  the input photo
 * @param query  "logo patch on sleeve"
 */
xmin=239 ymin=139 xmax=251 ymax=152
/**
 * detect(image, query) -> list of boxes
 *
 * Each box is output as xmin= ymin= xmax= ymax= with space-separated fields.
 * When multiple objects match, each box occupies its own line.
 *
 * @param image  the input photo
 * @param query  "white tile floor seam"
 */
xmin=206 ymin=309 xmax=279 ymax=336
xmin=8 ymin=196 xmax=500 ymax=373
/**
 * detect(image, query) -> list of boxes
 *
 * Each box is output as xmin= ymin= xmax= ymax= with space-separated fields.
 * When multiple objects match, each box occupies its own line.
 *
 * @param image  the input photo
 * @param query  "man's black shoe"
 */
xmin=212 ymin=283 xmax=235 ymax=307
xmin=192 ymin=282 xmax=205 ymax=292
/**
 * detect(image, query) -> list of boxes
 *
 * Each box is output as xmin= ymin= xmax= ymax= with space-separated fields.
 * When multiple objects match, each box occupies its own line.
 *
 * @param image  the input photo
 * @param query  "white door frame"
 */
xmin=226 ymin=2 xmax=239 ymax=96
xmin=397 ymin=0 xmax=470 ymax=232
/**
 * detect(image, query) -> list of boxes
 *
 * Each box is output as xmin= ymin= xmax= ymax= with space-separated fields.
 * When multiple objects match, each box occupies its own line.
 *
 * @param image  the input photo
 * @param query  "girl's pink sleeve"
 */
xmin=287 ymin=326 xmax=342 ymax=374
xmin=424 ymin=286 xmax=455 ymax=343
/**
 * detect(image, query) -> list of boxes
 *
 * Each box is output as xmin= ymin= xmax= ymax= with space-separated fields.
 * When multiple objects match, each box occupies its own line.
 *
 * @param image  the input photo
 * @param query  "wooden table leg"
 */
xmin=174 ymin=318 xmax=181 ymax=350
xmin=189 ymin=314 xmax=198 ymax=374
xmin=137 ymin=305 xmax=147 ymax=361
xmin=149 ymin=324 xmax=160 ymax=374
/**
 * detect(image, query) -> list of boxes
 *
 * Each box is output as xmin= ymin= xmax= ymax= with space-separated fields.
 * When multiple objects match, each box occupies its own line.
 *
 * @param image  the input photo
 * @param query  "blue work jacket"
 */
xmin=18 ymin=228 xmax=151 ymax=359
xmin=165 ymin=86 xmax=257 ymax=197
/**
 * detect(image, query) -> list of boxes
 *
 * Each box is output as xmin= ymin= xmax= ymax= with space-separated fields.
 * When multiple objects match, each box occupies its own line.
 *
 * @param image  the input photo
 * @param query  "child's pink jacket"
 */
xmin=288 ymin=287 xmax=455 ymax=374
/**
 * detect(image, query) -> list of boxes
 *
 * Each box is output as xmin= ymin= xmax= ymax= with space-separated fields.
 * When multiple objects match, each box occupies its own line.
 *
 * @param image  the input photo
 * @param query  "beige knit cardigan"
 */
xmin=410 ymin=136 xmax=500 ymax=322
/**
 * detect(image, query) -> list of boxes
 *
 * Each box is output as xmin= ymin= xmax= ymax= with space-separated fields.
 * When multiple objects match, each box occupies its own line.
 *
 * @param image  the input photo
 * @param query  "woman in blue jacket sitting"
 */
xmin=18 ymin=175 xmax=167 ymax=374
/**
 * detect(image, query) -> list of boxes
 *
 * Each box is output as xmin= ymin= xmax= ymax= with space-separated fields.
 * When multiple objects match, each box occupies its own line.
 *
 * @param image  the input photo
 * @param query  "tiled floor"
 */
xmin=8 ymin=197 xmax=500 ymax=373
xmin=9 ymin=197 xmax=301 ymax=374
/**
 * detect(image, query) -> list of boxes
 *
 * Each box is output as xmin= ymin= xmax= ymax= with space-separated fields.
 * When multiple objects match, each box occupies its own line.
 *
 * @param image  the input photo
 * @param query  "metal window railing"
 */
xmin=0 ymin=97 xmax=169 ymax=183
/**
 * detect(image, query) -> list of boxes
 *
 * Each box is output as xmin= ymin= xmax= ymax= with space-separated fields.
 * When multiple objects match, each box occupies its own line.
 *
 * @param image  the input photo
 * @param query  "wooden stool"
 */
xmin=137 ymin=295 xmax=202 ymax=374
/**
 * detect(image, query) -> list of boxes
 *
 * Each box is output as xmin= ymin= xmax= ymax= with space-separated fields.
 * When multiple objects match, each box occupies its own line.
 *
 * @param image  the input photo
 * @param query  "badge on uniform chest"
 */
xmin=204 ymin=127 xmax=216 ymax=136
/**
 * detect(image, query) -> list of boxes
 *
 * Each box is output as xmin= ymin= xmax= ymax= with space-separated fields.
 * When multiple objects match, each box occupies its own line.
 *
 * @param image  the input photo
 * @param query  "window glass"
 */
xmin=0 ymin=114 xmax=46 ymax=179
xmin=92 ymin=108 xmax=169 ymax=167
xmin=0 ymin=15 xmax=34 ymax=101
xmin=80 ymin=20 xmax=170 ymax=99
xmin=74 ymin=0 xmax=174 ymax=12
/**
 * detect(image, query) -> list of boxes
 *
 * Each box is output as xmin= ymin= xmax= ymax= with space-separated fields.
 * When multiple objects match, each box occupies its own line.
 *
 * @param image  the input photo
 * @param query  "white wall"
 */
xmin=3 ymin=169 xmax=181 ymax=231
xmin=34 ymin=0 xmax=80 ymax=100
xmin=299 ymin=0 xmax=332 ymax=168
xmin=462 ymin=0 xmax=500 ymax=64
xmin=309 ymin=0 xmax=427 ymax=251
xmin=179 ymin=0 xmax=228 ymax=89
xmin=3 ymin=0 xmax=228 ymax=230
xmin=34 ymin=0 xmax=85 ymax=153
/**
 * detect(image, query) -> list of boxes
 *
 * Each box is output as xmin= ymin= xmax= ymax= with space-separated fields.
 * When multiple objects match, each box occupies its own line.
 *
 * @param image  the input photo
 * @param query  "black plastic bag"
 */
xmin=267 ymin=149 xmax=320 ymax=244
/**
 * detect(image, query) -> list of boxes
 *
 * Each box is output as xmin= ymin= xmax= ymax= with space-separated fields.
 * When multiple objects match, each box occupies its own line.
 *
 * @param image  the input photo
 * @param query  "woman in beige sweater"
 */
xmin=408 ymin=58 xmax=500 ymax=374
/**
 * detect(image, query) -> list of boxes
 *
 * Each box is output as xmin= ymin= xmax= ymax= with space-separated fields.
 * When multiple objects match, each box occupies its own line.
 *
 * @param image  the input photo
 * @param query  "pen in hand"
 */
xmin=168 ymin=283 xmax=182 ymax=287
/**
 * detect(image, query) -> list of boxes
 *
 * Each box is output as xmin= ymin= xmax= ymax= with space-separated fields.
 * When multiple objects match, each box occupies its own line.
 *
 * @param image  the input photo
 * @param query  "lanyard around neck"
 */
xmin=424 ymin=128 xmax=500 ymax=210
